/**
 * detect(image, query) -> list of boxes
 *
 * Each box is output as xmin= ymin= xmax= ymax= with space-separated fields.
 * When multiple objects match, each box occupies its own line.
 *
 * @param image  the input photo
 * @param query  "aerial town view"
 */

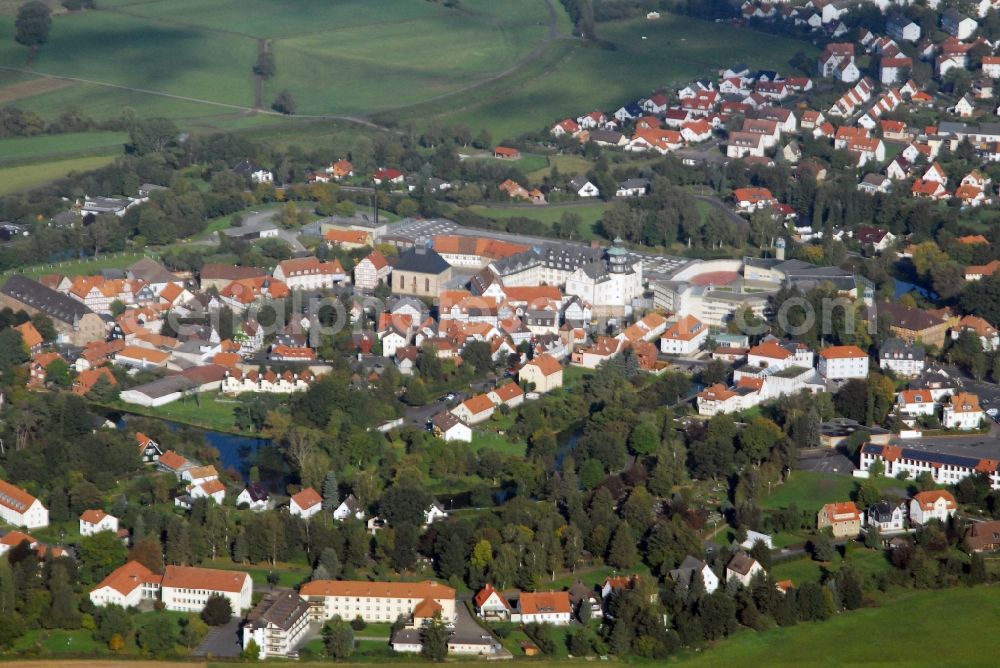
xmin=2 ymin=0 xmax=1000 ymax=666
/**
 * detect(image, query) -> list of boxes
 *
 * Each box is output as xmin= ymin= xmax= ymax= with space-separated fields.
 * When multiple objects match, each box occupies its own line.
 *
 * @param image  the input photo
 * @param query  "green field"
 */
xmin=0 ymin=0 xmax=550 ymax=127
xmin=465 ymin=202 xmax=608 ymax=240
xmin=104 ymin=392 xmax=245 ymax=434
xmin=666 ymin=587 xmax=1000 ymax=667
xmin=0 ymin=131 xmax=127 ymax=164
xmin=393 ymin=14 xmax=816 ymax=139
xmin=759 ymin=471 xmax=912 ymax=513
xmin=0 ymin=154 xmax=120 ymax=195
xmin=0 ymin=3 xmax=813 ymax=141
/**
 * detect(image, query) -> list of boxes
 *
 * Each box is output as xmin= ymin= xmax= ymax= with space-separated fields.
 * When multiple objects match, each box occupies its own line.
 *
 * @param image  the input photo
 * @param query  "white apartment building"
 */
xmin=859 ymin=443 xmax=1000 ymax=489
xmin=818 ymin=345 xmax=869 ymax=380
xmin=299 ymin=580 xmax=457 ymax=624
xmin=242 ymin=590 xmax=312 ymax=659
xmin=0 ymin=479 xmax=48 ymax=529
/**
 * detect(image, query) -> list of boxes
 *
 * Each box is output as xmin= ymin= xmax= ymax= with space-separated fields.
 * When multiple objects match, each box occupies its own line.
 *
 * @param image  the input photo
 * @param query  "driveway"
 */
xmin=194 ymin=617 xmax=243 ymax=658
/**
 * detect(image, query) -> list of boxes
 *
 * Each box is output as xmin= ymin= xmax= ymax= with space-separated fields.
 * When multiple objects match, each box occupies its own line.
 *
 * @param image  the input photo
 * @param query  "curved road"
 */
xmin=0 ymin=0 xmax=571 ymax=131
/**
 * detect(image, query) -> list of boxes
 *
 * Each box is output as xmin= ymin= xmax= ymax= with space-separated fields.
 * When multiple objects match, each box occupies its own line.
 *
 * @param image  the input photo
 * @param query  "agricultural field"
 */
xmin=668 ymin=586 xmax=1000 ymax=667
xmin=0 ymin=154 xmax=119 ymax=195
xmin=0 ymin=2 xmax=812 ymax=141
xmin=0 ymin=0 xmax=551 ymax=127
xmin=0 ymin=131 xmax=127 ymax=165
xmin=393 ymin=13 xmax=816 ymax=140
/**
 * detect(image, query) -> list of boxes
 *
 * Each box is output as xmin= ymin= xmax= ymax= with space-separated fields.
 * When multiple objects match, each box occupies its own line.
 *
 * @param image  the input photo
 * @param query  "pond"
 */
xmin=110 ymin=412 xmax=271 ymax=482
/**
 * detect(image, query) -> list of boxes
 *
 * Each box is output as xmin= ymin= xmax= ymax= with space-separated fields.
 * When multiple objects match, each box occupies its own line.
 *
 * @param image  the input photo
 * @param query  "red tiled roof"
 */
xmin=301 ymin=579 xmax=455 ymax=600
xmin=291 ymin=487 xmax=322 ymax=511
xmin=161 ymin=565 xmax=250 ymax=593
xmin=519 ymin=591 xmax=571 ymax=615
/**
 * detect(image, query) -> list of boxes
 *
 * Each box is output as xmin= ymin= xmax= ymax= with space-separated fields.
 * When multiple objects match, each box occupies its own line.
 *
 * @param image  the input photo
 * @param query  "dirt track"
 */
xmin=0 ymin=78 xmax=75 ymax=104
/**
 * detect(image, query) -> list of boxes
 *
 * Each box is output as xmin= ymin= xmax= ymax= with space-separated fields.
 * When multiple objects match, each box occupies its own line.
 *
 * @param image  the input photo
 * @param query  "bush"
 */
xmin=350 ymin=615 xmax=367 ymax=631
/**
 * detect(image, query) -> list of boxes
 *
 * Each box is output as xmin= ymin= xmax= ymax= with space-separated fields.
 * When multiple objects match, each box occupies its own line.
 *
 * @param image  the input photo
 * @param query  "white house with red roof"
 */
xmin=943 ymin=392 xmax=984 ymax=430
xmin=660 ymin=315 xmax=707 ymax=355
xmin=550 ymin=118 xmax=581 ymax=138
xmin=732 ymin=187 xmax=776 ymax=211
xmin=488 ymin=382 xmax=524 ymax=409
xmin=909 ymin=490 xmax=958 ymax=525
xmin=474 ymin=583 xmax=512 ymax=620
xmin=80 ymin=509 xmax=119 ymax=536
xmin=451 ymin=393 xmax=496 ymax=425
xmin=290 ymin=487 xmax=323 ymax=519
xmin=896 ymin=389 xmax=938 ymax=417
xmin=0 ymin=479 xmax=48 ymax=529
xmin=517 ymin=591 xmax=572 ymax=625
xmin=89 ymin=560 xmax=161 ymax=608
xmin=373 ymin=168 xmax=405 ymax=185
xmin=354 ymin=250 xmax=391 ymax=290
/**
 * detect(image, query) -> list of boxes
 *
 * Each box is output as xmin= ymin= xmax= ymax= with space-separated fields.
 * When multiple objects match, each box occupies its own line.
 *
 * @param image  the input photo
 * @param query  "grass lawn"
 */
xmin=463 ymin=202 xmax=607 ymax=240
xmin=562 ymin=365 xmax=594 ymax=388
xmin=5 ymin=251 xmax=152 ymax=280
xmin=103 ymin=393 xmax=244 ymax=434
xmin=470 ymin=430 xmax=527 ymax=457
xmin=0 ymin=131 xmax=127 ymax=165
xmin=758 ymin=472 xmax=912 ymax=513
xmin=0 ymin=154 xmax=119 ymax=195
xmin=11 ymin=629 xmax=108 ymax=655
xmin=200 ymin=557 xmax=310 ymax=588
xmin=528 ymin=154 xmax=594 ymax=181
xmin=771 ymin=546 xmax=892 ymax=586
xmin=667 ymin=586 xmax=1000 ymax=667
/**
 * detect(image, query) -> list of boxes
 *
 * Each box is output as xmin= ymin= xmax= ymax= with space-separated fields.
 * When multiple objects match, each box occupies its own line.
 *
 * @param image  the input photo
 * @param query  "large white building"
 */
xmin=160 ymin=565 xmax=253 ymax=614
xmin=272 ymin=257 xmax=347 ymax=290
xmin=859 ymin=443 xmax=1000 ymax=489
xmin=242 ymin=590 xmax=312 ymax=659
xmin=818 ymin=345 xmax=869 ymax=380
xmin=490 ymin=241 xmax=642 ymax=317
xmin=299 ymin=580 xmax=457 ymax=624
xmin=0 ymin=479 xmax=48 ymax=529
xmin=89 ymin=560 xmax=161 ymax=608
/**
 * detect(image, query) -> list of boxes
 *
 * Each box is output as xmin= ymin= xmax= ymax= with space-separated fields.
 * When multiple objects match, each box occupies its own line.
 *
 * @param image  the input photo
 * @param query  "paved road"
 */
xmin=194 ymin=617 xmax=243 ymax=658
